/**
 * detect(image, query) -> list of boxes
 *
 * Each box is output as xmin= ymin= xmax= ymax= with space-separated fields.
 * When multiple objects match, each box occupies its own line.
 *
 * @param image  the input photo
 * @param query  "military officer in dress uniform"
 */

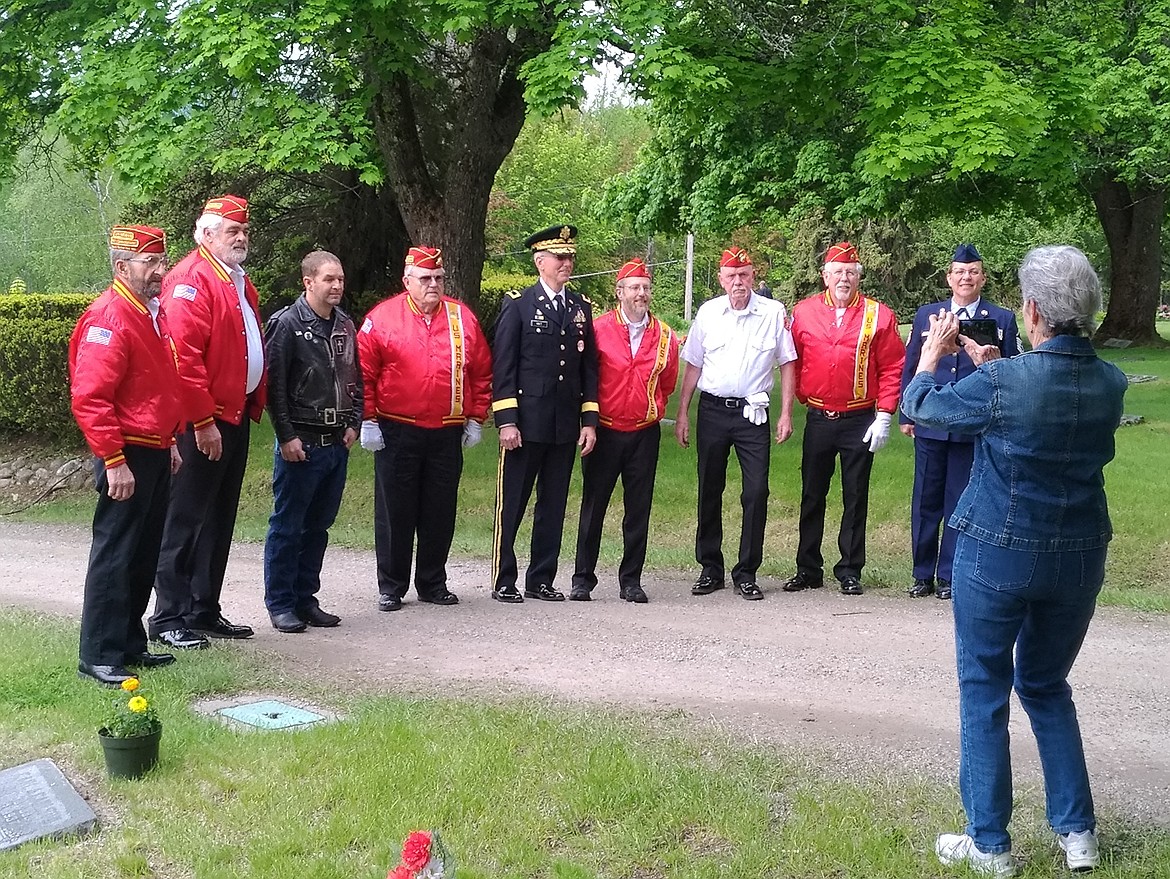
xmin=490 ymin=224 xmax=600 ymax=603
xmin=899 ymin=244 xmax=1020 ymax=600
xmin=570 ymin=258 xmax=680 ymax=604
xmin=70 ymin=224 xmax=184 ymax=685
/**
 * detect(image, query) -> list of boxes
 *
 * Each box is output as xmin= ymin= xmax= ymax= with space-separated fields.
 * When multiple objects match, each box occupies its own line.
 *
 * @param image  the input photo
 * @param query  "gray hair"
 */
xmin=193 ymin=212 xmax=224 ymax=245
xmin=1018 ymin=245 xmax=1101 ymax=337
xmin=109 ymin=248 xmax=136 ymax=274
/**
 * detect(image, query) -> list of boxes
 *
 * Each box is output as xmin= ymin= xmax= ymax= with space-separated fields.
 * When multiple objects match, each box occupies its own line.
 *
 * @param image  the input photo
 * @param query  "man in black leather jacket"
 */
xmin=262 ymin=250 xmax=362 ymax=633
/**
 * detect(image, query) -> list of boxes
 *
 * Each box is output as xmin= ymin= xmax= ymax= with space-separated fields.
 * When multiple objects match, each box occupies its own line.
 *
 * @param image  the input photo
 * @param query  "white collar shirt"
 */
xmin=209 ymin=250 xmax=265 ymax=394
xmin=680 ymin=293 xmax=797 ymax=398
xmin=538 ymin=278 xmax=565 ymax=311
xmin=951 ymin=297 xmax=982 ymax=318
xmin=624 ymin=310 xmax=649 ymax=356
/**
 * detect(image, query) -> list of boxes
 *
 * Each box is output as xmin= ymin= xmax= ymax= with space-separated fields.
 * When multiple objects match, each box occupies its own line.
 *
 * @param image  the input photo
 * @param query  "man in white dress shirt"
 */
xmin=674 ymin=247 xmax=797 ymax=599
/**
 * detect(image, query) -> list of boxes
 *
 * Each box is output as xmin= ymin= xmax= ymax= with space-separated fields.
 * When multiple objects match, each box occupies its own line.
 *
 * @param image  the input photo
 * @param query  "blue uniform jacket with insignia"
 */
xmin=491 ymin=283 xmax=600 ymax=444
xmin=899 ymin=298 xmax=1020 ymax=442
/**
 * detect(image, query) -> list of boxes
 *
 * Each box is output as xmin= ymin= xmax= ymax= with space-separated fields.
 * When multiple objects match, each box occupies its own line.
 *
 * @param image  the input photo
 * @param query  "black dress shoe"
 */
xmin=78 ymin=662 xmax=135 ymax=687
xmin=569 ymin=586 xmax=592 ymax=601
xmin=378 ymin=594 xmax=403 ymax=612
xmin=524 ymin=583 xmax=565 ymax=602
xmin=126 ymin=652 xmax=175 ymax=668
xmin=194 ymin=616 xmax=254 ymax=639
xmin=270 ymin=611 xmax=307 ymax=633
xmin=620 ymin=585 xmax=649 ymax=604
xmin=781 ymin=571 xmax=824 ymax=592
xmin=151 ymin=628 xmax=210 ymax=650
xmin=839 ymin=576 xmax=864 ymax=595
xmin=935 ymin=579 xmax=953 ymax=600
xmin=735 ymin=581 xmax=764 ymax=600
xmin=297 ymin=606 xmax=342 ymax=626
xmin=418 ymin=591 xmax=459 ymax=606
xmin=492 ymin=584 xmax=524 ymax=604
xmin=908 ymin=577 xmax=935 ymax=597
xmin=690 ymin=575 xmax=725 ymax=595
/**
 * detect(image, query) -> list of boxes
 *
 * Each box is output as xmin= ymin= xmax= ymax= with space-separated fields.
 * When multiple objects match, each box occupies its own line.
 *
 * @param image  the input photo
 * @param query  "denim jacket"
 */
xmin=901 ymin=335 xmax=1127 ymax=551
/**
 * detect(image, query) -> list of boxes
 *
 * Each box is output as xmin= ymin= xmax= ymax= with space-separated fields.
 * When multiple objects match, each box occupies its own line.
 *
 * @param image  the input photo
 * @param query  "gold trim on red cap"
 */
xmin=109 ymin=225 xmax=167 ymax=254
xmin=202 ymin=195 xmax=249 ymax=223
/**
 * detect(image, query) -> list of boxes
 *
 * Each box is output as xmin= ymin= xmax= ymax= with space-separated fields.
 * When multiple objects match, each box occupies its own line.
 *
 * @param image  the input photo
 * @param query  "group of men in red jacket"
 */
xmin=69 ymin=202 xmax=909 ymax=686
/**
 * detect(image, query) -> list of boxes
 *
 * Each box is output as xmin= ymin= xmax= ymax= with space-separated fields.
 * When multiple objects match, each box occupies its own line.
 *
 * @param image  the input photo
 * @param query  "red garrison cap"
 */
xmin=202 ymin=195 xmax=249 ymax=223
xmin=405 ymin=246 xmax=443 ymax=270
xmin=825 ymin=241 xmax=860 ymax=263
xmin=108 ymin=225 xmax=166 ymax=254
xmin=616 ymin=258 xmax=650 ymax=282
xmin=720 ymin=247 xmax=752 ymax=268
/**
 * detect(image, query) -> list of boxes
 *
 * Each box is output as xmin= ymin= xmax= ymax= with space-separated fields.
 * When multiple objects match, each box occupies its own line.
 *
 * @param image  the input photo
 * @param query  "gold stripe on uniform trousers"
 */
xmin=492 ymin=446 xmax=508 ymax=586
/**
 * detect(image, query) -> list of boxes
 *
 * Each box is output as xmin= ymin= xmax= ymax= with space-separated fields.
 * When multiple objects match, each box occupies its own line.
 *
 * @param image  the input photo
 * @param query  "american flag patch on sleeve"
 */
xmin=84 ymin=326 xmax=113 ymax=346
xmin=172 ymin=284 xmax=198 ymax=301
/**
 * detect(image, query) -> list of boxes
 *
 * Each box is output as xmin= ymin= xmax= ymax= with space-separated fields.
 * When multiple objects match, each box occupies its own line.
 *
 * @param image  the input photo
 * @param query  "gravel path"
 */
xmin=2 ymin=520 xmax=1167 ymax=826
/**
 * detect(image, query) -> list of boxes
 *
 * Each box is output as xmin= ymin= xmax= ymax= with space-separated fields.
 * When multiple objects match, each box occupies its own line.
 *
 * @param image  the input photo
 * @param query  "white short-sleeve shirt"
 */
xmin=680 ymin=293 xmax=797 ymax=398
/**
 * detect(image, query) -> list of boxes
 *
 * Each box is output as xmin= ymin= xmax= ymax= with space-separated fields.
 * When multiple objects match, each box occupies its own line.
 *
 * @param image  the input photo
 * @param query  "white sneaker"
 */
xmin=936 ymin=833 xmax=1016 ymax=878
xmin=1059 ymin=829 xmax=1100 ymax=871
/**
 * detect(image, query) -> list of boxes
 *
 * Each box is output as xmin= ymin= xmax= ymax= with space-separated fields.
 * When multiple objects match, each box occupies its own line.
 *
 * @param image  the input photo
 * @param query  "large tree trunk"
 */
xmin=1092 ymin=177 xmax=1167 ymax=347
xmin=367 ymin=25 xmax=546 ymax=321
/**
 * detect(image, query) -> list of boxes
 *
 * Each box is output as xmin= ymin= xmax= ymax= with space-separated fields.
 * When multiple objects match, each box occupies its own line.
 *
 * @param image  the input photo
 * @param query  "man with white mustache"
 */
xmin=784 ymin=241 xmax=905 ymax=596
xmin=151 ymin=195 xmax=267 ymax=649
xmin=674 ymin=247 xmax=797 ymax=601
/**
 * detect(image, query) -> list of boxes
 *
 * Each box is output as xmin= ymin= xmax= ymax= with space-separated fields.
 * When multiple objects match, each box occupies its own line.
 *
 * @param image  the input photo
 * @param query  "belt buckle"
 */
xmin=323 ymin=408 xmax=337 ymax=426
xmin=319 ymin=433 xmax=334 ymax=446
xmin=724 ymin=398 xmax=740 ymax=409
xmin=823 ymin=409 xmax=841 ymax=420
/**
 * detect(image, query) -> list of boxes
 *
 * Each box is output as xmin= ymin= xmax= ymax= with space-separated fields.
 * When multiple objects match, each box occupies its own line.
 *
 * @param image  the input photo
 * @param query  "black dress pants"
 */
xmin=795 ymin=408 xmax=874 ymax=581
xmin=695 ymin=393 xmax=770 ymax=584
xmin=374 ymin=421 xmax=463 ymax=599
xmin=492 ymin=439 xmax=576 ymax=591
xmin=151 ymin=417 xmax=250 ymax=634
xmin=80 ymin=446 xmax=171 ymax=665
xmin=572 ymin=423 xmax=661 ymax=593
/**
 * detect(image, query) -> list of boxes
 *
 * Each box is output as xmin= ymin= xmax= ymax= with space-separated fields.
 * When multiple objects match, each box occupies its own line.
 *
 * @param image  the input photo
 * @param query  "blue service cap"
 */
xmin=953 ymin=243 xmax=982 ymax=263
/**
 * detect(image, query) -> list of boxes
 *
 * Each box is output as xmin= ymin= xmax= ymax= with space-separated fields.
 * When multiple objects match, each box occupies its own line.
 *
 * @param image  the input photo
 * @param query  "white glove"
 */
xmin=742 ymin=392 xmax=770 ymax=426
xmin=462 ymin=420 xmax=482 ymax=449
xmin=862 ymin=411 xmax=892 ymax=453
xmin=360 ymin=419 xmax=384 ymax=451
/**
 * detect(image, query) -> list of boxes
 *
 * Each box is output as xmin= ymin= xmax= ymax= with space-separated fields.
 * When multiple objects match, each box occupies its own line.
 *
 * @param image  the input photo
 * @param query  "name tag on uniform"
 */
xmin=530 ymin=319 xmax=549 ymax=329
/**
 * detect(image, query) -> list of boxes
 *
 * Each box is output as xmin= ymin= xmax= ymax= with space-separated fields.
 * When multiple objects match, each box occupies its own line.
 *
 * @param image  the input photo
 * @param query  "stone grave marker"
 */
xmin=0 ymin=758 xmax=96 ymax=852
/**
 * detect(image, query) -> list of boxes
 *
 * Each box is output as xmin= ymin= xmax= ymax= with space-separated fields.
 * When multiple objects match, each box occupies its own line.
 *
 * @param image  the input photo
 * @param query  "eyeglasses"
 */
xmin=950 ymin=269 xmax=984 ymax=277
xmin=125 ymin=256 xmax=169 ymax=269
xmin=413 ymin=274 xmax=446 ymax=286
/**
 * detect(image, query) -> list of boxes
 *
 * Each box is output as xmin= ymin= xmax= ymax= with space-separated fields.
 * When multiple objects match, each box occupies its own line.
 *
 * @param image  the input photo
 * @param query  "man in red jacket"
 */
xmin=150 ymin=195 xmax=267 ymax=648
xmin=357 ymin=246 xmax=492 ymax=611
xmin=70 ymin=224 xmax=184 ymax=685
xmin=569 ymin=258 xmax=680 ymax=604
xmin=784 ymin=241 xmax=906 ymax=596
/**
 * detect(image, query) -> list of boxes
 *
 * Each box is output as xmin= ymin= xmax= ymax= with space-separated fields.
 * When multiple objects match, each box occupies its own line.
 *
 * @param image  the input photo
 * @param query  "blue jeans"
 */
xmin=951 ymin=534 xmax=1104 ymax=853
xmin=263 ymin=440 xmax=350 ymax=615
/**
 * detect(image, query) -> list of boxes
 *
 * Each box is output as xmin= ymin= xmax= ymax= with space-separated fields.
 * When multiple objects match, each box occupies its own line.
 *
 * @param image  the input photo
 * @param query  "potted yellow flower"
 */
xmin=98 ymin=677 xmax=162 ymax=779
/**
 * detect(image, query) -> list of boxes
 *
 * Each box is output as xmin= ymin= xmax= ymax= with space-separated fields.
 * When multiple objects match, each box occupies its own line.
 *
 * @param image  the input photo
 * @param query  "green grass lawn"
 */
xmin=8 ymin=336 xmax=1170 ymax=612
xmin=1 ymin=610 xmax=1168 ymax=879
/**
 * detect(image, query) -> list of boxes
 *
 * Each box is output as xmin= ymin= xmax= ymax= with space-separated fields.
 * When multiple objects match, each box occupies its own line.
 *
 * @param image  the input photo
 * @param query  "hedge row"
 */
xmin=0 ymin=293 xmax=93 ymax=437
xmin=0 ymin=277 xmax=541 ymax=438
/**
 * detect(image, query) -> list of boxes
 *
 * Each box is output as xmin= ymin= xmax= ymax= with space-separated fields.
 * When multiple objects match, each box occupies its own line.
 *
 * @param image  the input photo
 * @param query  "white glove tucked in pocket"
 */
xmin=360 ymin=419 xmax=384 ymax=451
xmin=742 ymin=391 xmax=770 ymax=426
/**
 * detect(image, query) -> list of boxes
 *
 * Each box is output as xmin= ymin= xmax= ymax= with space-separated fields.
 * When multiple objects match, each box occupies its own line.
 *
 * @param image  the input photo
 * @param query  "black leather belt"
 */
xmin=292 ymin=428 xmax=346 ymax=446
xmin=809 ymin=407 xmax=874 ymax=421
xmin=701 ymin=392 xmax=747 ymax=409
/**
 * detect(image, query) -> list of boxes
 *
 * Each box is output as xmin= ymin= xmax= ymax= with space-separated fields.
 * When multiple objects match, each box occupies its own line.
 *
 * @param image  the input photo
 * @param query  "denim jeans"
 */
xmin=951 ymin=534 xmax=1104 ymax=853
xmin=263 ymin=440 xmax=349 ymax=615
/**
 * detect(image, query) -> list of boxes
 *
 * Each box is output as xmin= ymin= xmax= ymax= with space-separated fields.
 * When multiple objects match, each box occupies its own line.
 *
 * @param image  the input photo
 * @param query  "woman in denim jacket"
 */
xmin=902 ymin=246 xmax=1127 ymax=877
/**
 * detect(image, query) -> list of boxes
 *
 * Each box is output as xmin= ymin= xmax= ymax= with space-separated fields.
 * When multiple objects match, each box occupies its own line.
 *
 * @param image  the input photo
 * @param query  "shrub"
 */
xmin=0 ymin=293 xmax=92 ymax=437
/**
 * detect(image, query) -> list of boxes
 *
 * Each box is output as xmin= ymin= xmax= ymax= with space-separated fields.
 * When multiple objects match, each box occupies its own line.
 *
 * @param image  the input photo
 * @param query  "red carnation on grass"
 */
xmin=401 ymin=830 xmax=433 ymax=872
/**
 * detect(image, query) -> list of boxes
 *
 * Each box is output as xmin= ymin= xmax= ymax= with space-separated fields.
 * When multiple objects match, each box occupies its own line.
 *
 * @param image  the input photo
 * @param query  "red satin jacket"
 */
xmin=69 ymin=281 xmax=184 ymax=467
xmin=357 ymin=292 xmax=492 ymax=428
xmin=594 ymin=308 xmax=680 ymax=431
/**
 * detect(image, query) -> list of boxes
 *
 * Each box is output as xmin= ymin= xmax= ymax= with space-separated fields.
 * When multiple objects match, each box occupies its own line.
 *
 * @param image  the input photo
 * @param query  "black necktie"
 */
xmin=957 ymin=307 xmax=971 ymax=319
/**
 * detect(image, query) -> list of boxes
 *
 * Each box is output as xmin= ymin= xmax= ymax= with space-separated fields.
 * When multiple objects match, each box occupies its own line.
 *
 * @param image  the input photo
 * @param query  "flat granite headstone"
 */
xmin=0 ymin=758 xmax=96 ymax=852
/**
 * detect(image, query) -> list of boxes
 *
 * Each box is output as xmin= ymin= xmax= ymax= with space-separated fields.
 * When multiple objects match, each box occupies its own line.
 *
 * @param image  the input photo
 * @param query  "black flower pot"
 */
xmin=98 ymin=727 xmax=161 ymax=779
